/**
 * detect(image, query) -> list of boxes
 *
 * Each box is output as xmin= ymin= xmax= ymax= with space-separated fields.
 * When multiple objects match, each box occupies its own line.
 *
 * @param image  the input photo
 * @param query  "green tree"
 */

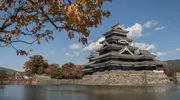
xmin=23 ymin=55 xmax=48 ymax=76
xmin=50 ymin=62 xmax=84 ymax=79
xmin=0 ymin=69 xmax=8 ymax=79
xmin=0 ymin=0 xmax=111 ymax=55
xmin=62 ymin=62 xmax=75 ymax=68
xmin=50 ymin=68 xmax=63 ymax=79
xmin=37 ymin=67 xmax=45 ymax=75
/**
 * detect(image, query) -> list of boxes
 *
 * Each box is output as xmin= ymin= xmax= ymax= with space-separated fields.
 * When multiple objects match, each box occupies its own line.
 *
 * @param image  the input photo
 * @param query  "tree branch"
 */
xmin=0 ymin=30 xmax=10 ymax=33
xmin=39 ymin=8 xmax=59 ymax=29
xmin=0 ymin=38 xmax=7 ymax=43
xmin=0 ymin=3 xmax=22 ymax=32
xmin=21 ymin=31 xmax=33 ymax=36
xmin=0 ymin=38 xmax=37 ymax=45
xmin=10 ymin=39 xmax=37 ymax=45
xmin=67 ymin=0 xmax=72 ymax=5
xmin=10 ymin=44 xmax=18 ymax=51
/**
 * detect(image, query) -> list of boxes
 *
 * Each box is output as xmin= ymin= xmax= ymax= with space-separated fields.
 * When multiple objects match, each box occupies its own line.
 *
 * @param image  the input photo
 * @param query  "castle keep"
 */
xmin=84 ymin=23 xmax=165 ymax=74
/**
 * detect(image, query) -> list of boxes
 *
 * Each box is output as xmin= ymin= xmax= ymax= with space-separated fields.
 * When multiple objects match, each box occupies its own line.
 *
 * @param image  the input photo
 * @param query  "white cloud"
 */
xmin=65 ymin=53 xmax=72 ymax=56
xmin=83 ymin=23 xmax=144 ymax=51
xmin=130 ymin=42 xmax=156 ymax=51
xmin=82 ymin=37 xmax=105 ymax=51
xmin=82 ymin=21 xmax=163 ymax=52
xmin=65 ymin=52 xmax=80 ymax=56
xmin=126 ymin=23 xmax=143 ymax=40
xmin=151 ymin=48 xmax=180 ymax=57
xmin=175 ymin=48 xmax=180 ymax=52
xmin=151 ymin=52 xmax=167 ymax=56
xmin=69 ymin=43 xmax=82 ymax=50
xmin=155 ymin=26 xmax=166 ymax=31
xmin=143 ymin=20 xmax=158 ymax=28
xmin=73 ymin=51 xmax=80 ymax=56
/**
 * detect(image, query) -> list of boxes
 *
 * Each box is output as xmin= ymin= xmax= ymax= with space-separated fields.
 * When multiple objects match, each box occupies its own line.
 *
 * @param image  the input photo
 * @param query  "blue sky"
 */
xmin=1 ymin=0 xmax=180 ymax=71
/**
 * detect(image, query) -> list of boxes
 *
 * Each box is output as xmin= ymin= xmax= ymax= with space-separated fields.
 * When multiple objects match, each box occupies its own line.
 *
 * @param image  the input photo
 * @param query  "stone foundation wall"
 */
xmin=176 ymin=72 xmax=180 ymax=83
xmin=35 ymin=70 xmax=170 ymax=85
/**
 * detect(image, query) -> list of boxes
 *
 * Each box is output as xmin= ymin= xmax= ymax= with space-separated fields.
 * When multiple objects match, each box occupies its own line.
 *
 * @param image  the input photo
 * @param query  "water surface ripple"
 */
xmin=0 ymin=84 xmax=180 ymax=100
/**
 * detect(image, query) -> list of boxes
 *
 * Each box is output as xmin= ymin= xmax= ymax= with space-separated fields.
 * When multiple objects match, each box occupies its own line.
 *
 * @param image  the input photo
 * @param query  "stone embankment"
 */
xmin=176 ymin=72 xmax=180 ymax=83
xmin=35 ymin=70 xmax=170 ymax=85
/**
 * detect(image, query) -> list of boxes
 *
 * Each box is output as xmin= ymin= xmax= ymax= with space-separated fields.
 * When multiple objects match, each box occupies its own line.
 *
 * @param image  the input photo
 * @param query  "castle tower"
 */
xmin=84 ymin=23 xmax=165 ymax=74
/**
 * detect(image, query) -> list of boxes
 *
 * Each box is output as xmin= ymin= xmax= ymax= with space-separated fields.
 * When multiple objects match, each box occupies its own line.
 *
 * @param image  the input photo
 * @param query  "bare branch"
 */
xmin=10 ymin=39 xmax=38 ymax=45
xmin=67 ymin=0 xmax=72 ymax=5
xmin=21 ymin=32 xmax=33 ymax=36
xmin=0 ymin=38 xmax=37 ymax=45
xmin=10 ymin=43 xmax=18 ymax=51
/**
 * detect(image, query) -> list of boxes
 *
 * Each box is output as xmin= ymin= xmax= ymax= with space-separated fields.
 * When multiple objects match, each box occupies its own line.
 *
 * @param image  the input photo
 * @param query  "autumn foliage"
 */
xmin=44 ymin=64 xmax=59 ymax=74
xmin=50 ymin=62 xmax=84 ymax=79
xmin=0 ymin=0 xmax=111 ymax=55
xmin=23 ymin=54 xmax=84 ymax=79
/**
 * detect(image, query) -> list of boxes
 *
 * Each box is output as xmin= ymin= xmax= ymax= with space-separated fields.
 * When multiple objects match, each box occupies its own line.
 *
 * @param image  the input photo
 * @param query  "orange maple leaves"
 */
xmin=0 ymin=0 xmax=111 ymax=55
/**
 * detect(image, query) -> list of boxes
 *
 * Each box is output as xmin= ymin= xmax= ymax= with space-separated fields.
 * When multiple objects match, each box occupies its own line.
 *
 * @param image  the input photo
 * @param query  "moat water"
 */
xmin=0 ymin=84 xmax=180 ymax=100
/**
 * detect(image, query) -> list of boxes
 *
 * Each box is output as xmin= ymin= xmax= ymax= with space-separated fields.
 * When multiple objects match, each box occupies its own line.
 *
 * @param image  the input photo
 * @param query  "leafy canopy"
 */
xmin=23 ymin=55 xmax=48 ymax=76
xmin=0 ymin=0 xmax=111 ymax=55
xmin=50 ymin=62 xmax=84 ymax=79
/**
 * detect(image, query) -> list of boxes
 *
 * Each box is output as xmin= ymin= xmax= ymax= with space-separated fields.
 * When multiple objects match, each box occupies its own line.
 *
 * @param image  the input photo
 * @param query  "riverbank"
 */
xmin=35 ymin=70 xmax=171 ymax=86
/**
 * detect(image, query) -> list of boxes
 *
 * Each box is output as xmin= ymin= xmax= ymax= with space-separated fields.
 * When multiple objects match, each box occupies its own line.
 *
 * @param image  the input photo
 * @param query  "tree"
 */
xmin=61 ymin=62 xmax=75 ymax=68
xmin=50 ymin=67 xmax=63 ymax=79
xmin=23 ymin=55 xmax=48 ymax=76
xmin=0 ymin=0 xmax=111 ymax=55
xmin=50 ymin=62 xmax=84 ymax=79
xmin=0 ymin=69 xmax=8 ymax=79
xmin=71 ymin=65 xmax=84 ymax=78
xmin=44 ymin=63 xmax=59 ymax=75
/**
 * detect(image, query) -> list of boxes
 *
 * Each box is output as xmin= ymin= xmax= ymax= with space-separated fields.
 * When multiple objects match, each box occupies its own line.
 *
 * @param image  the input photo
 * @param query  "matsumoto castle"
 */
xmin=84 ymin=23 xmax=165 ymax=74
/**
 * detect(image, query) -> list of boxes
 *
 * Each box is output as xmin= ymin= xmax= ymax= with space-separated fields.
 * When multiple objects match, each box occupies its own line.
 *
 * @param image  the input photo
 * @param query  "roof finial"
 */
xmin=112 ymin=22 xmax=120 ymax=28
xmin=117 ymin=21 xmax=120 ymax=25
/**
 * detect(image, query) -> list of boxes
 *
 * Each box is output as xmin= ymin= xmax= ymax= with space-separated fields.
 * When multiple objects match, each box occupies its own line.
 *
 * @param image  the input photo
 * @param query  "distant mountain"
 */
xmin=0 ymin=67 xmax=16 ymax=71
xmin=165 ymin=59 xmax=180 ymax=68
xmin=0 ymin=67 xmax=21 ymax=76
